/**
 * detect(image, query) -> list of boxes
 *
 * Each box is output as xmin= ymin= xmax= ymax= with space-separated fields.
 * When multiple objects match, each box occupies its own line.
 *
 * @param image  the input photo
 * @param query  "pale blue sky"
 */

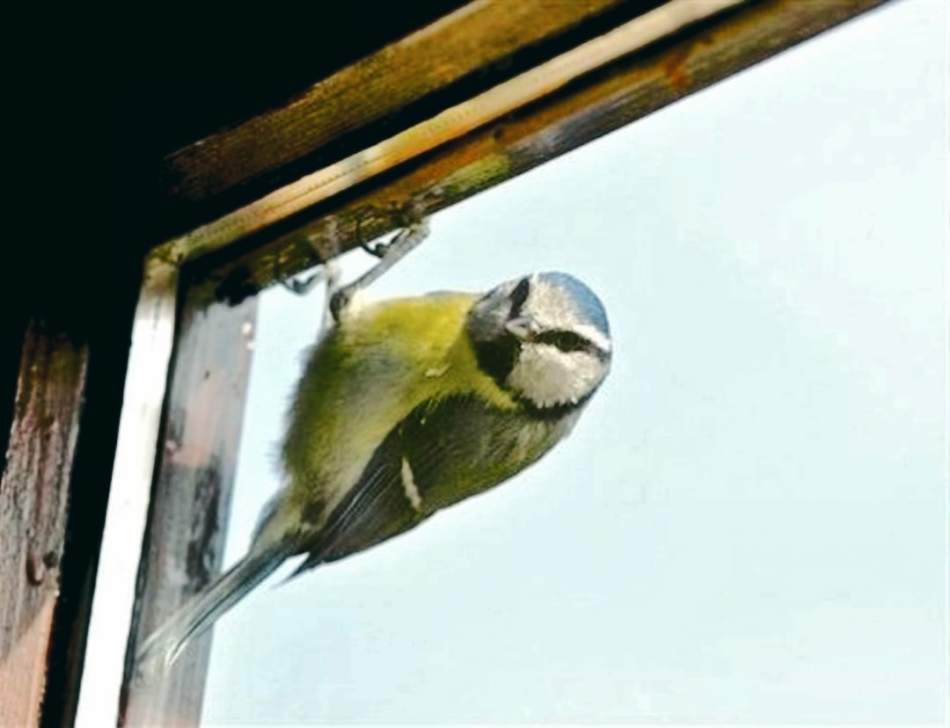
xmin=202 ymin=1 xmax=947 ymax=724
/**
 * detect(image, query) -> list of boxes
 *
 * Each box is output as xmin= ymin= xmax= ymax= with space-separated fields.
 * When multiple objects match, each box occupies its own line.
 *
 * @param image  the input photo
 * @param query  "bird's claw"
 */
xmin=359 ymin=214 xmax=428 ymax=259
xmin=359 ymin=239 xmax=388 ymax=258
xmin=281 ymin=269 xmax=325 ymax=296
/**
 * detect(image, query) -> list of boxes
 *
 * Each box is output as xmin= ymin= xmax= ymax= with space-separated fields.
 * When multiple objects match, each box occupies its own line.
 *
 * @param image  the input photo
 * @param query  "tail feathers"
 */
xmin=135 ymin=540 xmax=294 ymax=674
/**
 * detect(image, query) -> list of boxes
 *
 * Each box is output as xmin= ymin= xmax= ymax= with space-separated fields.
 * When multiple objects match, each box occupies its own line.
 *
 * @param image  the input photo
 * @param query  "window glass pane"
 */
xmin=186 ymin=1 xmax=946 ymax=723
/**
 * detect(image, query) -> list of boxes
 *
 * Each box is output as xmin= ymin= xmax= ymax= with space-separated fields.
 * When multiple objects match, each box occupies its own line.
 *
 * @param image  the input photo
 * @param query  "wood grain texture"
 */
xmin=0 ymin=319 xmax=88 ymax=727
xmin=162 ymin=0 xmax=628 ymax=205
xmin=199 ymin=0 xmax=888 ymax=303
xmin=118 ymin=293 xmax=257 ymax=727
xmin=156 ymin=0 xmax=744 ymax=269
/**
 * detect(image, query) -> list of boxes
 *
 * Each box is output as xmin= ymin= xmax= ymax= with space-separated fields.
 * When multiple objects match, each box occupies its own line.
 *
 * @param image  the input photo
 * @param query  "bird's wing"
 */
xmin=289 ymin=393 xmax=574 ymax=576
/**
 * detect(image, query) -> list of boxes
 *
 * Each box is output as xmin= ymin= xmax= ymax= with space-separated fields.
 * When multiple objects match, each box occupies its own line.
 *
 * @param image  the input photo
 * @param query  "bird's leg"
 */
xmin=329 ymin=217 xmax=430 ymax=322
xmin=272 ymin=234 xmax=338 ymax=338
xmin=319 ymin=260 xmax=342 ymax=333
xmin=278 ymin=211 xmax=430 ymax=324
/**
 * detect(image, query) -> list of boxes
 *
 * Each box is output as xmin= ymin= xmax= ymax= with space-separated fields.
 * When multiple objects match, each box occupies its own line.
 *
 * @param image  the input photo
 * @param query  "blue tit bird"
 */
xmin=137 ymin=259 xmax=612 ymax=672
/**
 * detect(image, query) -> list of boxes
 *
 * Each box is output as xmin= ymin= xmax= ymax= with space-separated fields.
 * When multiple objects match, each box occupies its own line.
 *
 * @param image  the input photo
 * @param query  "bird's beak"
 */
xmin=505 ymin=316 xmax=540 ymax=340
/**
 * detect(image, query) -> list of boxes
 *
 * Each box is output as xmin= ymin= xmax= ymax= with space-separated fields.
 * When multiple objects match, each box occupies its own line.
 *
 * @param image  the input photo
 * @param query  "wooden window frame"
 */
xmin=62 ymin=0 xmax=886 ymax=724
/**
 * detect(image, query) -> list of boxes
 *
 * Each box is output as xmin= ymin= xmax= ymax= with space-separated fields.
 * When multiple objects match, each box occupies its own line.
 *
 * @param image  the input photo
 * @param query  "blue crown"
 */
xmin=537 ymin=272 xmax=610 ymax=336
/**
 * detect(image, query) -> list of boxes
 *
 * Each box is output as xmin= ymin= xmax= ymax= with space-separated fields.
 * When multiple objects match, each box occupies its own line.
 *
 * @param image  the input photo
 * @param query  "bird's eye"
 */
xmin=535 ymin=330 xmax=588 ymax=353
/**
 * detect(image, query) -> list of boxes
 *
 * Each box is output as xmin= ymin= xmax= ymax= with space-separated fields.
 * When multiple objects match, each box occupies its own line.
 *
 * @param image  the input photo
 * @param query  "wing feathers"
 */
xmin=291 ymin=394 xmax=568 ymax=577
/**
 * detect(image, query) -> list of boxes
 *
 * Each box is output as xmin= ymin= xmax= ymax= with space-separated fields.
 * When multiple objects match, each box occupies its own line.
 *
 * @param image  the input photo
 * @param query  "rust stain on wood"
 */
xmin=662 ymin=39 xmax=695 ymax=92
xmin=0 ymin=318 xmax=88 ymax=725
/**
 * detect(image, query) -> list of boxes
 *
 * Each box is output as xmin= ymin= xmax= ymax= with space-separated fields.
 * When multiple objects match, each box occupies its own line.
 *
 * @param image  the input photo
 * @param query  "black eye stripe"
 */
xmin=532 ymin=329 xmax=610 ymax=360
xmin=534 ymin=330 xmax=589 ymax=353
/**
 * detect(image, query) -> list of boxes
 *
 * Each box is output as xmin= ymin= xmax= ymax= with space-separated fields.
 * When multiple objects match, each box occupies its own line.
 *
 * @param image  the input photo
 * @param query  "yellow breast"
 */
xmin=280 ymin=292 xmax=515 ymax=520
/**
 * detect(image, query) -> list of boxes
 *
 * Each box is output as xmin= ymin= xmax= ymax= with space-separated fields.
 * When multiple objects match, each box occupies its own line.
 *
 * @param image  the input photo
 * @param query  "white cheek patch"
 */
xmin=508 ymin=344 xmax=606 ymax=408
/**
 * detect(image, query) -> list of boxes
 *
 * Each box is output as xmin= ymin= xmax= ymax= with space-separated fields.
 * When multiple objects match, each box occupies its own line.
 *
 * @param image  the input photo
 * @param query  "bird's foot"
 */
xmin=330 ymin=216 xmax=430 ymax=322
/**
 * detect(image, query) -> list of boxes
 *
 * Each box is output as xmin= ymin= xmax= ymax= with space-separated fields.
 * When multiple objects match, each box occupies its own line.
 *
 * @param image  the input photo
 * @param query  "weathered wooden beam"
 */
xmin=196 ymin=0 xmax=887 ymax=303
xmin=0 ymin=319 xmax=88 ymax=727
xmin=161 ymin=0 xmax=634 ymax=207
xmin=118 ymin=293 xmax=257 ymax=726
xmin=156 ymin=0 xmax=747 ymax=271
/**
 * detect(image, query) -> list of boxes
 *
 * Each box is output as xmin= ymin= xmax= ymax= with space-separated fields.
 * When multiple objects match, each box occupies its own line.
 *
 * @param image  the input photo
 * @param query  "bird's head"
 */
xmin=467 ymin=272 xmax=612 ymax=412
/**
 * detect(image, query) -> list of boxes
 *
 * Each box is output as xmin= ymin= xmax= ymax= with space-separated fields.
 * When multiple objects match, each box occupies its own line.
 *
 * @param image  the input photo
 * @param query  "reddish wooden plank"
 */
xmin=0 ymin=319 xmax=88 ymax=727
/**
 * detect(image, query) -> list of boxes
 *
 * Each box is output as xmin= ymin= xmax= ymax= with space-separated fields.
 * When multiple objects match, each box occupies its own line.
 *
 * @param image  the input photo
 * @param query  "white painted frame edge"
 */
xmin=75 ymin=258 xmax=179 ymax=727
